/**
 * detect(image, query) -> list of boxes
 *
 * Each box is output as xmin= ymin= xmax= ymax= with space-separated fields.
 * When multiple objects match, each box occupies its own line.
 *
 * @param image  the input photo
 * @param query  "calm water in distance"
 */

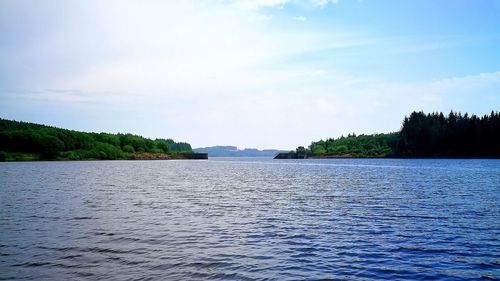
xmin=1 ymin=158 xmax=499 ymax=280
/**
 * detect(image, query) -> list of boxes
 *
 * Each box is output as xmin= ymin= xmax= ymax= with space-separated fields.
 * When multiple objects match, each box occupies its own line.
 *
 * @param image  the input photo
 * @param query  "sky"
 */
xmin=1 ymin=0 xmax=499 ymax=150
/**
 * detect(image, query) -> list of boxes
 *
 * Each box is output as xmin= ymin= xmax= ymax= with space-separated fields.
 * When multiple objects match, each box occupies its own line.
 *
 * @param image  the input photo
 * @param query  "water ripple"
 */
xmin=0 ymin=158 xmax=499 ymax=280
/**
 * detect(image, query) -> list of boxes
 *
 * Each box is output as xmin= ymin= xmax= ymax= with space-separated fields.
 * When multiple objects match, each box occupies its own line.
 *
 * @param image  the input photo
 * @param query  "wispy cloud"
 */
xmin=230 ymin=0 xmax=339 ymax=10
xmin=310 ymin=0 xmax=339 ymax=7
xmin=293 ymin=16 xmax=307 ymax=21
xmin=230 ymin=0 xmax=289 ymax=10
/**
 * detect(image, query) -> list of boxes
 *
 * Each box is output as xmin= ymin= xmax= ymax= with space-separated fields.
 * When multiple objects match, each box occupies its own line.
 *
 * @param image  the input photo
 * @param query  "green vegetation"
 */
xmin=308 ymin=133 xmax=399 ymax=158
xmin=0 ymin=118 xmax=192 ymax=161
xmin=285 ymin=111 xmax=500 ymax=158
xmin=397 ymin=111 xmax=500 ymax=157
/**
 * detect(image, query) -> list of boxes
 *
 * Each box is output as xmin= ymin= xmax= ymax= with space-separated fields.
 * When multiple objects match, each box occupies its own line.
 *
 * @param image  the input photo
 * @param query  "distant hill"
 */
xmin=194 ymin=146 xmax=286 ymax=157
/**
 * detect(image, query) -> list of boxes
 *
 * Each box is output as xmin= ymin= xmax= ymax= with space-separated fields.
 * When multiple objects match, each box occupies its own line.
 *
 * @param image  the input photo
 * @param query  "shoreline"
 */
xmin=0 ymin=152 xmax=208 ymax=162
xmin=274 ymin=153 xmax=500 ymax=160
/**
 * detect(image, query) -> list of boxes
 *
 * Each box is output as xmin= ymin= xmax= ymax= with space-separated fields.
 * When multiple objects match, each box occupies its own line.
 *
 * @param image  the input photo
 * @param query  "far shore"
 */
xmin=274 ymin=153 xmax=500 ymax=160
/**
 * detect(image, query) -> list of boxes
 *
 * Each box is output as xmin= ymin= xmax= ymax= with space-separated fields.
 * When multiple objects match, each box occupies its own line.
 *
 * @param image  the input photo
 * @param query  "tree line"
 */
xmin=0 ymin=118 xmax=192 ymax=160
xmin=297 ymin=111 xmax=500 ymax=158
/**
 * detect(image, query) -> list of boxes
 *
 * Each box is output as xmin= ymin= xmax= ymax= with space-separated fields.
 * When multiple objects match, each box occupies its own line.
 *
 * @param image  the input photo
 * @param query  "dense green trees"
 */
xmin=294 ymin=110 xmax=500 ymax=158
xmin=3 ymin=110 xmax=498 ymax=161
xmin=0 ymin=118 xmax=192 ymax=160
xmin=397 ymin=111 xmax=500 ymax=157
xmin=307 ymin=133 xmax=399 ymax=158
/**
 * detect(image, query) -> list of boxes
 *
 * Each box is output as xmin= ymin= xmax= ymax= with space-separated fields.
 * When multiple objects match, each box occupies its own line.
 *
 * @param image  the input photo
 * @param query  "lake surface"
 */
xmin=1 ymin=158 xmax=499 ymax=280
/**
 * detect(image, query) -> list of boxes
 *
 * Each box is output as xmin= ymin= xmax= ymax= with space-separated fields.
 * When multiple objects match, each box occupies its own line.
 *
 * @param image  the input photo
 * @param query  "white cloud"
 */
xmin=44 ymin=1 xmax=369 ymax=96
xmin=230 ymin=0 xmax=339 ymax=10
xmin=178 ymin=71 xmax=500 ymax=148
xmin=17 ymin=68 xmax=498 ymax=149
xmin=230 ymin=0 xmax=289 ymax=10
xmin=1 ymin=0 xmax=498 ymax=149
xmin=310 ymin=0 xmax=339 ymax=7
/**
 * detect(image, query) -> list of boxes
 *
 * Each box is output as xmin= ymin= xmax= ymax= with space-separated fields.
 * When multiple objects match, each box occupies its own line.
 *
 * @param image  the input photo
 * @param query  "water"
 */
xmin=1 ymin=158 xmax=499 ymax=280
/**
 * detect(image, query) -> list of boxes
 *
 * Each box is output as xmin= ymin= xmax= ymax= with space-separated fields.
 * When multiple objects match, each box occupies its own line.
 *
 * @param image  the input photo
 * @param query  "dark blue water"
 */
xmin=1 ymin=158 xmax=499 ymax=280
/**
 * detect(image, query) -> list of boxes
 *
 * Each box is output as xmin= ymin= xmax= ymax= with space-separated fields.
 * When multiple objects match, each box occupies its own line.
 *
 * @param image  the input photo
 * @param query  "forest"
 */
xmin=2 ymin=110 xmax=499 ymax=161
xmin=290 ymin=111 xmax=500 ymax=158
xmin=0 ymin=118 xmax=192 ymax=161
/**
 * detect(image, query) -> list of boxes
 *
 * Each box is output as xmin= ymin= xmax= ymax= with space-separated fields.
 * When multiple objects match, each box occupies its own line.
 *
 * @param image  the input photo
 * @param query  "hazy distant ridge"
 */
xmin=194 ymin=146 xmax=286 ymax=157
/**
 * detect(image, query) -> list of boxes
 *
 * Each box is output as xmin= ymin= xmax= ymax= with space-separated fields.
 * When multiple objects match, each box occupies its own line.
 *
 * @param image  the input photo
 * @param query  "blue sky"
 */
xmin=1 ymin=0 xmax=499 ymax=149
